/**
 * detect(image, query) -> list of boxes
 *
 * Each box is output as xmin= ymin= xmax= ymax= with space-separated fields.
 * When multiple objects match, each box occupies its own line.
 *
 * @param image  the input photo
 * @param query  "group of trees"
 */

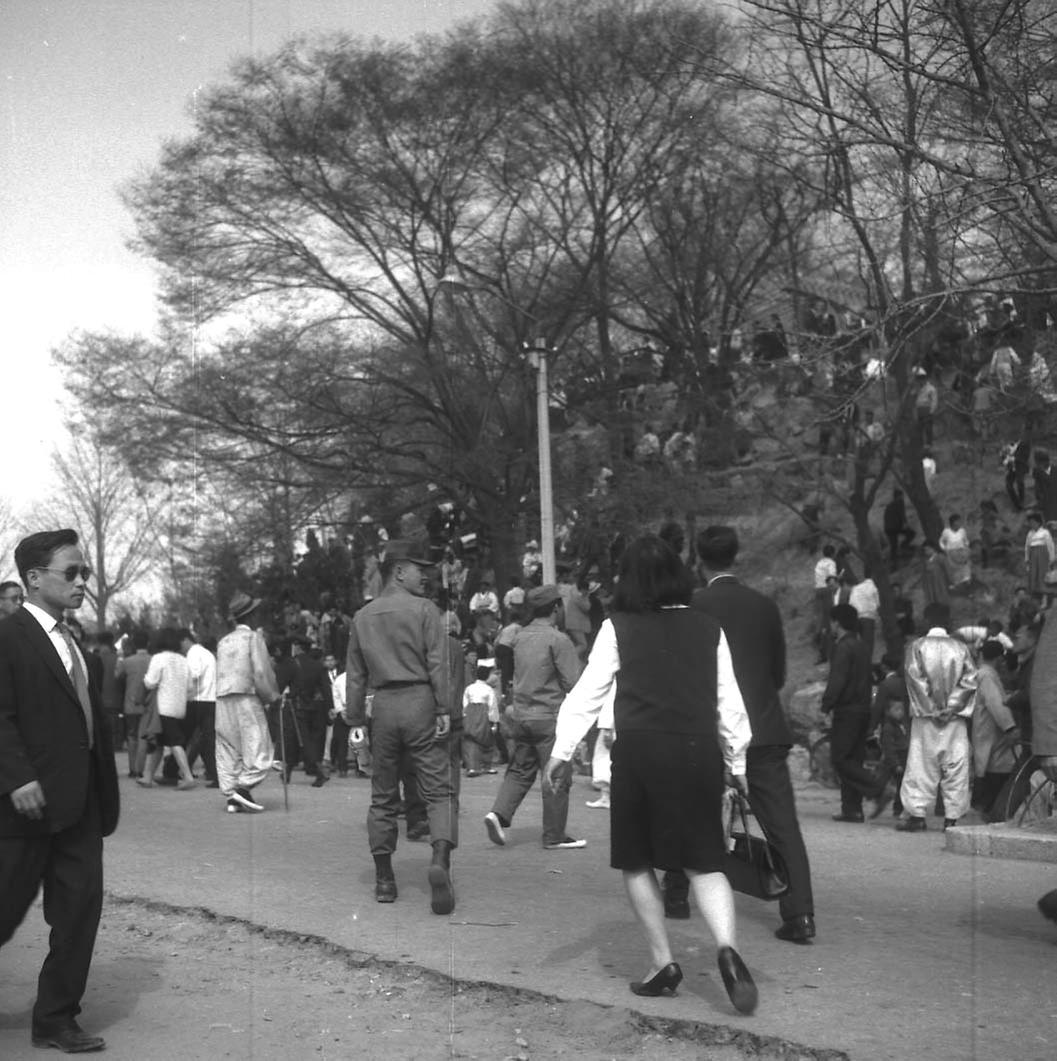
xmin=51 ymin=0 xmax=1057 ymax=633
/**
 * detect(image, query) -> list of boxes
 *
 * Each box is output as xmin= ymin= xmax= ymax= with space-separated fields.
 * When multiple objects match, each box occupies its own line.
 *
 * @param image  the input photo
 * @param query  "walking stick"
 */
xmin=277 ymin=692 xmax=291 ymax=812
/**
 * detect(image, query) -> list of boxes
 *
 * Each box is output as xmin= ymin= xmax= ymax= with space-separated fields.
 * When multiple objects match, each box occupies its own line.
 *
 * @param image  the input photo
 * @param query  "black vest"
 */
xmin=611 ymin=609 xmax=721 ymax=737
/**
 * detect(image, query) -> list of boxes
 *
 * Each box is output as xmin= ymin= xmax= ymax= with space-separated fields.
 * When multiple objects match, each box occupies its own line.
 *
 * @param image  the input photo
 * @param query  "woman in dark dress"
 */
xmin=544 ymin=536 xmax=757 ymax=1015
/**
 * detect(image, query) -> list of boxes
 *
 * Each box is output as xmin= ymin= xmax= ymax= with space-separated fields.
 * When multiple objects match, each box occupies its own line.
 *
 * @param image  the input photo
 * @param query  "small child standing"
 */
xmin=879 ymin=700 xmax=910 ymax=817
xmin=462 ymin=662 xmax=500 ymax=777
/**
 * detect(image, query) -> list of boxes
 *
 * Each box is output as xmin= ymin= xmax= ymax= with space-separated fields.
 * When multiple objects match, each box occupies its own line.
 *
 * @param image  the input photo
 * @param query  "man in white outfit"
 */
xmin=898 ymin=602 xmax=978 ymax=832
xmin=215 ymin=592 xmax=280 ymax=813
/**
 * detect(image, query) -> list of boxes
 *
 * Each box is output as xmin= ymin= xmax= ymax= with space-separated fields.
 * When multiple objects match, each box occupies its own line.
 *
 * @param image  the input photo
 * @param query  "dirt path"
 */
xmin=0 ymin=898 xmax=834 ymax=1061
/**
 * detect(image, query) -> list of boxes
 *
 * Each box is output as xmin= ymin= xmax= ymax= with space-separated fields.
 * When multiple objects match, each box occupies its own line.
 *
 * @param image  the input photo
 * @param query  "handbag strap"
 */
xmin=729 ymin=791 xmax=780 ymax=873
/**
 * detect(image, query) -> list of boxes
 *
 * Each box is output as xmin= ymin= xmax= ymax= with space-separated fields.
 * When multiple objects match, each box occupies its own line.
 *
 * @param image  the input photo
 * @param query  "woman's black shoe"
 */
xmin=629 ymin=961 xmax=683 ymax=996
xmin=717 ymin=946 xmax=758 ymax=1014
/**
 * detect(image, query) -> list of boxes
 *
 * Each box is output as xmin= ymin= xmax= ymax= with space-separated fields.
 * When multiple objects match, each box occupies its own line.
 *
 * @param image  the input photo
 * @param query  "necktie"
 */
xmin=56 ymin=622 xmax=94 ymax=749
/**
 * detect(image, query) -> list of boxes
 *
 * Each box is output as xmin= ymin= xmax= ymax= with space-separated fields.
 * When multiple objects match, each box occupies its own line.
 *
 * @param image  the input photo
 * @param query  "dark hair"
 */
xmin=476 ymin=664 xmax=492 ymax=681
xmin=980 ymin=639 xmax=1005 ymax=661
xmin=696 ymin=525 xmax=739 ymax=569
xmin=15 ymin=529 xmax=79 ymax=584
xmin=922 ymin=602 xmax=952 ymax=630
xmin=1028 ymin=510 xmax=1043 ymax=526
xmin=949 ymin=513 xmax=961 ymax=526
xmin=0 ymin=580 xmax=21 ymax=594
xmin=823 ymin=545 xmax=836 ymax=557
xmin=611 ymin=536 xmax=693 ymax=613
xmin=97 ymin=630 xmax=114 ymax=647
xmin=176 ymin=627 xmax=194 ymax=643
xmin=132 ymin=629 xmax=150 ymax=650
xmin=153 ymin=627 xmax=183 ymax=654
xmin=830 ymin=603 xmax=859 ymax=632
xmin=658 ymin=520 xmax=685 ymax=556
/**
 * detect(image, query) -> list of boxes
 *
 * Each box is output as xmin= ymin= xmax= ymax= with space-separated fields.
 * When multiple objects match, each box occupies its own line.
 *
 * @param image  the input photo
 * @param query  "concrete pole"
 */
xmin=528 ymin=339 xmax=556 ymax=584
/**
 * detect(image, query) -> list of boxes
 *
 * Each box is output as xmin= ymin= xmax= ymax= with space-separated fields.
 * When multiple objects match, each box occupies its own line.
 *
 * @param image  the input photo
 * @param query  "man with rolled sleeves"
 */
xmin=343 ymin=540 xmax=457 ymax=914
xmin=483 ymin=584 xmax=584 ymax=850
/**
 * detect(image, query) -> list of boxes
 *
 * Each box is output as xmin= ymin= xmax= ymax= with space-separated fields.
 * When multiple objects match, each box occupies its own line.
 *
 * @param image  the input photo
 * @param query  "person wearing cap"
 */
xmin=215 ymin=591 xmax=281 ymax=813
xmin=483 ymin=583 xmax=584 ymax=850
xmin=343 ymin=540 xmax=458 ymax=914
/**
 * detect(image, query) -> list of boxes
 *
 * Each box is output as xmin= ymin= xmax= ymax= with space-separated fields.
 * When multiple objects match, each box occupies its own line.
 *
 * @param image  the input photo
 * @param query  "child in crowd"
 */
xmin=462 ymin=662 xmax=500 ymax=777
xmin=879 ymin=700 xmax=910 ymax=817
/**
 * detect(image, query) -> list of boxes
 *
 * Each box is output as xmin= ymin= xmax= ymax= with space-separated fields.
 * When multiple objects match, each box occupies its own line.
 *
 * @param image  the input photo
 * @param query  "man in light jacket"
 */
xmin=898 ymin=603 xmax=977 ymax=832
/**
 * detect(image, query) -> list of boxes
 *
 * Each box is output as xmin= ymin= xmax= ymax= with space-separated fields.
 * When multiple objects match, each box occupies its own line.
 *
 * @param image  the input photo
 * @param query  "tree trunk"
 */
xmin=849 ymin=473 xmax=902 ymax=661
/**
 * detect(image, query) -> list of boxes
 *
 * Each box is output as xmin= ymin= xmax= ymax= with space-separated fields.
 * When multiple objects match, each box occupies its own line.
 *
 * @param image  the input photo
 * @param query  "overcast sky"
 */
xmin=0 ymin=0 xmax=498 ymax=508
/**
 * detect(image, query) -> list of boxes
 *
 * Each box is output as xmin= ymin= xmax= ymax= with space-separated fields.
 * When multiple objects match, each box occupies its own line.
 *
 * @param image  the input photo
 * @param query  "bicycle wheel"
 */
xmin=1015 ymin=770 xmax=1057 ymax=827
xmin=995 ymin=754 xmax=1039 ymax=822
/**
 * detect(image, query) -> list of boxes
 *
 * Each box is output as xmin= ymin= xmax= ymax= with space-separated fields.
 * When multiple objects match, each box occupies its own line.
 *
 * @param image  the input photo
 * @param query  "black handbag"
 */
xmin=723 ymin=792 xmax=790 ymax=901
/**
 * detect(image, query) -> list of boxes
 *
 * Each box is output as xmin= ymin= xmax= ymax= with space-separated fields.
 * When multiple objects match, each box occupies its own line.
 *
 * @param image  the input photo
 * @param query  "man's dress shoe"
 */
xmin=31 ymin=1022 xmax=105 ymax=1053
xmin=895 ymin=816 xmax=927 ymax=832
xmin=831 ymin=812 xmax=864 ymax=823
xmin=375 ymin=877 xmax=397 ymax=903
xmin=717 ymin=946 xmax=758 ymax=1015
xmin=629 ymin=961 xmax=683 ymax=996
xmin=775 ymin=914 xmax=816 ymax=944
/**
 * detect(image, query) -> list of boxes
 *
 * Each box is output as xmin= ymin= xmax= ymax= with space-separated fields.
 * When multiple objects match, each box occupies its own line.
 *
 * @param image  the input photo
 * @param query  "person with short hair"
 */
xmin=543 ymin=536 xmax=758 ymax=1015
xmin=0 ymin=528 xmax=120 ymax=1053
xmin=179 ymin=628 xmax=217 ymax=787
xmin=484 ymin=584 xmax=583 ymax=850
xmin=343 ymin=540 xmax=458 ymax=913
xmin=822 ymin=603 xmax=888 ymax=822
xmin=0 ymin=580 xmax=24 ymax=618
xmin=898 ymin=602 xmax=978 ymax=832
xmin=139 ymin=627 xmax=195 ymax=790
xmin=116 ymin=629 xmax=152 ymax=777
xmin=971 ymin=640 xmax=1021 ymax=819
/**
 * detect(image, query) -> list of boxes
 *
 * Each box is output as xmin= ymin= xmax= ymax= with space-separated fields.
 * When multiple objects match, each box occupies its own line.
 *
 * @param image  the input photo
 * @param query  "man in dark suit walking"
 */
xmin=0 ymin=529 xmax=120 ymax=1052
xmin=664 ymin=525 xmax=816 ymax=944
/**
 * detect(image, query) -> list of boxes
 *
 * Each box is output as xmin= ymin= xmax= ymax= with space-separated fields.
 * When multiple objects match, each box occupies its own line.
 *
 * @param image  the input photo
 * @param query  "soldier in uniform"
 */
xmin=343 ymin=540 xmax=457 ymax=913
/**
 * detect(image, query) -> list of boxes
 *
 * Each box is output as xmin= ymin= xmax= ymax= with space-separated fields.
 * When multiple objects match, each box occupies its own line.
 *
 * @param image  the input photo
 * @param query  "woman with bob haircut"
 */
xmin=544 ymin=535 xmax=757 ymax=1015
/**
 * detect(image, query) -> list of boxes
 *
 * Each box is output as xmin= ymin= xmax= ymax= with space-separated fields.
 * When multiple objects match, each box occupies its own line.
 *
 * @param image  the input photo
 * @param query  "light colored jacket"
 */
xmin=215 ymin=625 xmax=280 ymax=703
xmin=972 ymin=663 xmax=1018 ymax=775
xmin=905 ymin=629 xmax=977 ymax=722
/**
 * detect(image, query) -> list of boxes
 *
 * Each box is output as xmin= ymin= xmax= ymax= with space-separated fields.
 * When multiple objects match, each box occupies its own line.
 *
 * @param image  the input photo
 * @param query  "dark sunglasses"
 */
xmin=38 ymin=565 xmax=93 ymax=583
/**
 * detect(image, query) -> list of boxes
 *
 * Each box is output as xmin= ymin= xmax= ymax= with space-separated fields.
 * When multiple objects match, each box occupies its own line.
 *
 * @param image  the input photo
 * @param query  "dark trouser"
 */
xmin=814 ymin=588 xmax=832 ymax=661
xmin=859 ymin=618 xmax=876 ymax=665
xmin=184 ymin=700 xmax=217 ymax=781
xmin=491 ymin=716 xmax=572 ymax=846
xmin=830 ymin=709 xmax=878 ymax=814
xmin=0 ymin=782 xmax=103 ymax=1031
xmin=124 ymin=712 xmax=143 ymax=775
xmin=284 ymin=705 xmax=329 ymax=778
xmin=368 ymin=686 xmax=457 ymax=854
xmin=886 ymin=527 xmax=914 ymax=563
xmin=330 ymin=716 xmax=350 ymax=773
xmin=664 ymin=745 xmax=815 ymax=921
xmin=1006 ymin=468 xmax=1026 ymax=510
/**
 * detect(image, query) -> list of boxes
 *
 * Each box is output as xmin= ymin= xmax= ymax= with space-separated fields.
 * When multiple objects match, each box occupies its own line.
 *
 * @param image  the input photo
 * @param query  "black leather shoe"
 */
xmin=942 ymin=818 xmax=958 ymax=831
xmin=429 ymin=841 xmax=455 ymax=914
xmin=629 ymin=961 xmax=683 ymax=997
xmin=775 ymin=914 xmax=816 ymax=944
xmin=311 ymin=773 xmax=330 ymax=788
xmin=31 ymin=1023 xmax=105 ymax=1053
xmin=1039 ymin=888 xmax=1057 ymax=924
xmin=832 ymin=812 xmax=864 ymax=823
xmin=375 ymin=877 xmax=398 ymax=903
xmin=406 ymin=822 xmax=431 ymax=841
xmin=717 ymin=946 xmax=758 ymax=1015
xmin=896 ymin=816 xmax=927 ymax=832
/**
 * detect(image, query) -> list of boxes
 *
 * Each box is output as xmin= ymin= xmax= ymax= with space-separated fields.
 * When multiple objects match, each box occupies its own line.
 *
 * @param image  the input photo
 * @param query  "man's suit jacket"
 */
xmin=0 ymin=609 xmax=120 ymax=838
xmin=692 ymin=576 xmax=792 ymax=747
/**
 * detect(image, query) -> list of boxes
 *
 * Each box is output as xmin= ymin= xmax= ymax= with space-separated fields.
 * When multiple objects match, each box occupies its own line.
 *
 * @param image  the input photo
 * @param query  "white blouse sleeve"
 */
xmin=552 ymin=619 xmax=619 ymax=761
xmin=716 ymin=630 xmax=752 ymax=775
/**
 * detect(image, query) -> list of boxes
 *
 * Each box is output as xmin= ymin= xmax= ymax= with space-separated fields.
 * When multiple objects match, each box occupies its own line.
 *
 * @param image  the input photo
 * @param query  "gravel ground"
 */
xmin=0 ymin=898 xmax=833 ymax=1061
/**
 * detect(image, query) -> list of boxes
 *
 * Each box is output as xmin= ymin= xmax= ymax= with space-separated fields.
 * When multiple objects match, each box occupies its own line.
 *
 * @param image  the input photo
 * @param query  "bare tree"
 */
xmin=37 ymin=429 xmax=160 ymax=627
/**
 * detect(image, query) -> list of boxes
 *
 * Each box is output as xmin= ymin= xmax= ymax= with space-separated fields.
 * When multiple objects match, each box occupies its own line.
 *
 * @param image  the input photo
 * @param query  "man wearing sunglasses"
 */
xmin=0 ymin=528 xmax=120 ymax=1053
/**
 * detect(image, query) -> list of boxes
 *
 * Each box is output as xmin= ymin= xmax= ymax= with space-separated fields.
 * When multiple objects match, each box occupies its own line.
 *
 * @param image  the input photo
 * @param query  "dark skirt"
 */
xmin=609 ymin=729 xmax=725 ymax=873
